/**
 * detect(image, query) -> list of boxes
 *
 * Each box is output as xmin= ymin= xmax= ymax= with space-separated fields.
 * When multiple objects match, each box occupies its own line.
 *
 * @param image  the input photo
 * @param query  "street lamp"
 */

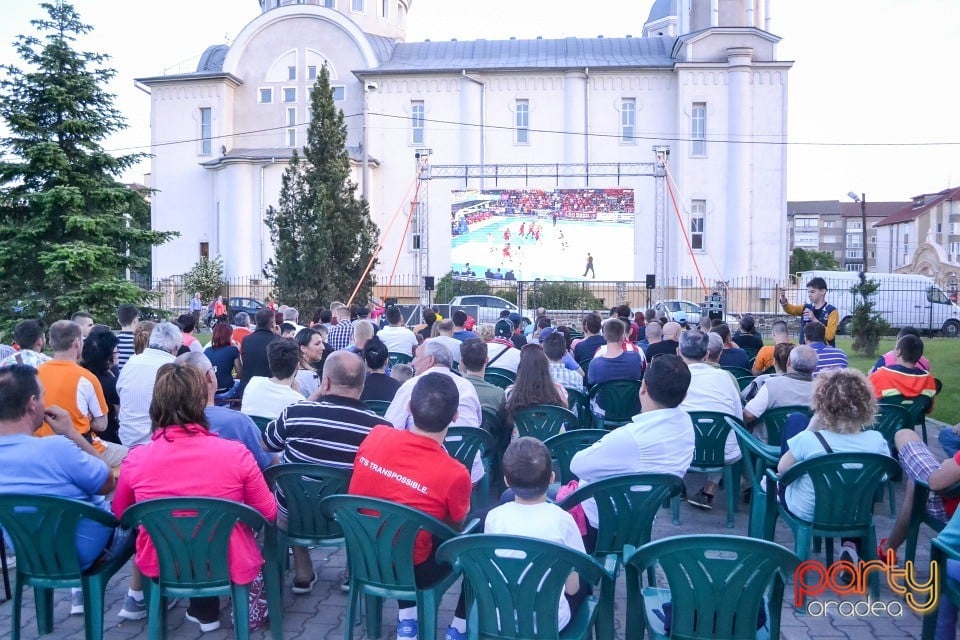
xmin=847 ymin=191 xmax=867 ymax=272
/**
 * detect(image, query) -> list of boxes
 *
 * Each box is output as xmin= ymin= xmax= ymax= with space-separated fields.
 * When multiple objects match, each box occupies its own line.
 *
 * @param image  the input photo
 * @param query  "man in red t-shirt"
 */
xmin=349 ymin=373 xmax=471 ymax=640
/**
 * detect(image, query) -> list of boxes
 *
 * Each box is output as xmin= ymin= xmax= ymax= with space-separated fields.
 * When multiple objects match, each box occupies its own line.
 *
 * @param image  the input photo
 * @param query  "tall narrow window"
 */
xmin=286 ymin=107 xmax=297 ymax=148
xmin=307 ymin=65 xmax=317 ymax=80
xmin=690 ymin=199 xmax=705 ymax=250
xmin=351 ymin=0 xmax=364 ymax=11
xmin=200 ymin=107 xmax=212 ymax=155
xmin=381 ymin=0 xmax=389 ymax=16
xmin=411 ymin=100 xmax=424 ymax=144
xmin=621 ymin=98 xmax=636 ymax=143
xmin=515 ymin=99 xmax=529 ymax=144
xmin=199 ymin=242 xmax=209 ymax=259
xmin=691 ymin=102 xmax=706 ymax=156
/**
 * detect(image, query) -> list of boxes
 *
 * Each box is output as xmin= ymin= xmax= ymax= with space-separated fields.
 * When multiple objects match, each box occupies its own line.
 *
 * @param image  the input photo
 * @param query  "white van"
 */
xmin=795 ymin=271 xmax=960 ymax=337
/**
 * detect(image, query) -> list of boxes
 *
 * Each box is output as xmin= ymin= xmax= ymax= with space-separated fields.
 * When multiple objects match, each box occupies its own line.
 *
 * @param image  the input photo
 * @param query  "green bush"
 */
xmin=435 ymin=271 xmax=491 ymax=303
xmin=525 ymin=282 xmax=604 ymax=311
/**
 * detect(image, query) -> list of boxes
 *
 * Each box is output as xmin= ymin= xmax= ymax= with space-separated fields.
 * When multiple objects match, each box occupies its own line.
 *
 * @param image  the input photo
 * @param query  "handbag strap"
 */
xmin=813 ymin=431 xmax=834 ymax=454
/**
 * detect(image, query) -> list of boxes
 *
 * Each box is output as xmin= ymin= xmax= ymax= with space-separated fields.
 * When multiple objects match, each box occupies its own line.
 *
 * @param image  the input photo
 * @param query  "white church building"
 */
xmin=138 ymin=0 xmax=792 ymax=289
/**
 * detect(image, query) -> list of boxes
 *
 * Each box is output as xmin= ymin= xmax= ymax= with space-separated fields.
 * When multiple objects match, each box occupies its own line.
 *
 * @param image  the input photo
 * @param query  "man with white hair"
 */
xmin=385 ymin=340 xmax=482 ymax=432
xmin=116 ymin=321 xmax=182 ymax=447
xmin=705 ymin=332 xmax=724 ymax=366
xmin=644 ymin=321 xmax=681 ymax=361
xmin=743 ymin=344 xmax=816 ymax=425
xmin=676 ymin=330 xmax=743 ymax=510
xmin=283 ymin=306 xmax=305 ymax=333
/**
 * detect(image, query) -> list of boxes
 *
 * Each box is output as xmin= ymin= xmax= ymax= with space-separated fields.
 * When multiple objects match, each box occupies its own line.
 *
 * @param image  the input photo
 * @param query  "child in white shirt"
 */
xmin=484 ymin=437 xmax=591 ymax=631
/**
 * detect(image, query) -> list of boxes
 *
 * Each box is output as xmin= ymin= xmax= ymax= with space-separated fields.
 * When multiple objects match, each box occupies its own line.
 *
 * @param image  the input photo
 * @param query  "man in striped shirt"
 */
xmin=262 ymin=350 xmax=387 ymax=593
xmin=803 ymin=321 xmax=848 ymax=374
xmin=115 ymin=304 xmax=139 ymax=371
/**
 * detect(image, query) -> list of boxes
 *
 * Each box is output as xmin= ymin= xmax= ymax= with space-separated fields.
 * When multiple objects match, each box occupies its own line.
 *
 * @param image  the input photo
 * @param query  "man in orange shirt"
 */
xmin=750 ymin=320 xmax=794 ymax=375
xmin=36 ymin=320 xmax=127 ymax=471
xmin=868 ymin=334 xmax=937 ymax=403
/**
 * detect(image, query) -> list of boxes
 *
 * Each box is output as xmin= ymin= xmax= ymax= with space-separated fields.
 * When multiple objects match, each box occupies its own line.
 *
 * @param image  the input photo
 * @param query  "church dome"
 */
xmin=646 ymin=0 xmax=677 ymax=23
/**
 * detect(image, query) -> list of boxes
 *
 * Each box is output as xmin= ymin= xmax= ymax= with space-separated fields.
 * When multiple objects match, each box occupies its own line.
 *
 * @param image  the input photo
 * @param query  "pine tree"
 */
xmin=849 ymin=272 xmax=889 ymax=357
xmin=265 ymin=65 xmax=379 ymax=309
xmin=0 ymin=1 xmax=173 ymax=329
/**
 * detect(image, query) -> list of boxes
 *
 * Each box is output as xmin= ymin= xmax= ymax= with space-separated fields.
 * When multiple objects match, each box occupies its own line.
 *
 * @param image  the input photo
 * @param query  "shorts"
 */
xmin=898 ymin=440 xmax=947 ymax=523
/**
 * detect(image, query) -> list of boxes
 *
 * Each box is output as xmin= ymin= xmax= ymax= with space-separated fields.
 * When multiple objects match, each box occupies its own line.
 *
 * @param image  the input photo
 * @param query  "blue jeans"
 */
xmin=214 ymin=379 xmax=241 ymax=406
xmin=939 ymin=429 xmax=960 ymax=458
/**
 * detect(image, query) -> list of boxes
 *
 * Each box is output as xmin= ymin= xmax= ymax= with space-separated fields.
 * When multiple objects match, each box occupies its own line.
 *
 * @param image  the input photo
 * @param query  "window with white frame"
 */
xmin=949 ymin=241 xmax=960 ymax=256
xmin=845 ymin=263 xmax=862 ymax=272
xmin=845 ymin=248 xmax=863 ymax=259
xmin=846 ymin=232 xmax=862 ymax=248
xmin=824 ymin=220 xmax=837 ymax=228
xmin=307 ymin=65 xmax=317 ymax=81
xmin=952 ymin=222 xmax=960 ymax=235
xmin=846 ymin=219 xmax=863 ymax=230
xmin=691 ymin=102 xmax=706 ymax=156
xmin=286 ymin=108 xmax=297 ymax=148
xmin=382 ymin=0 xmax=388 ymax=16
xmin=259 ymin=88 xmax=273 ymax=104
xmin=283 ymin=87 xmax=296 ymax=103
xmin=794 ymin=217 xmax=817 ymax=228
xmin=351 ymin=0 xmax=364 ymax=11
xmin=621 ymin=98 xmax=635 ymax=143
xmin=411 ymin=100 xmax=424 ymax=144
xmin=331 ymin=86 xmax=345 ymax=101
xmin=287 ymin=66 xmax=296 ymax=81
xmin=200 ymin=107 xmax=212 ymax=155
xmin=515 ymin=99 xmax=529 ymax=144
xmin=690 ymin=200 xmax=705 ymax=250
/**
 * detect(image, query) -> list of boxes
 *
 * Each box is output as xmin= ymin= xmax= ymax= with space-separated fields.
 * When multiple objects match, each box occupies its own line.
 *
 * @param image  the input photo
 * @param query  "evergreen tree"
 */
xmin=849 ymin=272 xmax=889 ymax=357
xmin=265 ymin=65 xmax=379 ymax=309
xmin=0 ymin=2 xmax=173 ymax=329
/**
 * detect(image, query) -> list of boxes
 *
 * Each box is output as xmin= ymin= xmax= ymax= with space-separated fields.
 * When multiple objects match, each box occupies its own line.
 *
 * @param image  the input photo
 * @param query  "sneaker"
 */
xmin=445 ymin=625 xmax=468 ymax=640
xmin=291 ymin=572 xmax=317 ymax=595
xmin=687 ymin=489 xmax=714 ymax=510
xmin=70 ymin=589 xmax=84 ymax=615
xmin=339 ymin=572 xmax=350 ymax=593
xmin=118 ymin=595 xmax=147 ymax=621
xmin=396 ymin=619 xmax=418 ymax=640
xmin=837 ymin=545 xmax=859 ymax=587
xmin=3 ymin=553 xmax=15 ymax=570
xmin=185 ymin=612 xmax=221 ymax=633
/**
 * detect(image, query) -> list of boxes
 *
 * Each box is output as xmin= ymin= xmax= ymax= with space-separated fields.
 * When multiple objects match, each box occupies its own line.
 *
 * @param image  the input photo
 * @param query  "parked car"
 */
xmin=203 ymin=297 xmax=264 ymax=327
xmin=448 ymin=295 xmax=518 ymax=324
xmin=654 ymin=299 xmax=704 ymax=324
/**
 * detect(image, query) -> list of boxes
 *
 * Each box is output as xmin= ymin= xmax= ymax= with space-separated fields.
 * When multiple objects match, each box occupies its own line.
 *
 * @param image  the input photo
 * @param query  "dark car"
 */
xmin=227 ymin=297 xmax=265 ymax=319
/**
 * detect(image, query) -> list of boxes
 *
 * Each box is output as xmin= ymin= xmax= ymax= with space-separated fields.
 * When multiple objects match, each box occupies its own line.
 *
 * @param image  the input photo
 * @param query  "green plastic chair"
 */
xmin=559 ymin=474 xmax=683 ymax=639
xmin=436 ymin=535 xmax=613 ymax=640
xmin=513 ymin=404 xmax=579 ymax=441
xmin=483 ymin=371 xmax=514 ymax=389
xmin=387 ymin=352 xmax=412 ymax=366
xmin=905 ymin=479 xmax=960 ymax=565
xmin=730 ymin=420 xmax=782 ymax=540
xmin=741 ymin=347 xmax=761 ymax=360
xmin=721 ymin=366 xmax=756 ymax=392
xmin=485 ymin=367 xmax=516 ymax=382
xmin=758 ymin=405 xmax=813 ymax=448
xmin=1 ymin=534 xmax=10 ymax=600
xmin=0 ymin=495 xmax=134 ymax=640
xmin=444 ymin=426 xmax=496 ymax=514
xmin=250 ymin=415 xmax=272 ymax=434
xmin=622 ymin=534 xmax=800 ymax=640
xmin=319 ymin=495 xmax=478 ymax=640
xmin=543 ymin=429 xmax=607 ymax=485
xmin=363 ymin=400 xmax=391 ymax=418
xmin=868 ymin=404 xmax=912 ymax=516
xmin=921 ymin=509 xmax=960 ymax=639
xmin=577 ymin=358 xmax=592 ymax=384
xmin=587 ymin=380 xmax=642 ymax=429
xmin=119 ymin=497 xmax=282 ymax=640
xmin=262 ymin=463 xmax=351 ymax=585
xmin=673 ymin=412 xmax=743 ymax=529
xmin=879 ymin=393 xmax=933 ymax=443
xmin=564 ymin=387 xmax=591 ymax=428
xmin=765 ymin=453 xmax=900 ymax=606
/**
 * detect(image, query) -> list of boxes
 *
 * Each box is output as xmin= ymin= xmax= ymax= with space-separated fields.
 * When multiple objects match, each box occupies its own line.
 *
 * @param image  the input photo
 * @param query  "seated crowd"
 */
xmin=0 ymin=298 xmax=957 ymax=639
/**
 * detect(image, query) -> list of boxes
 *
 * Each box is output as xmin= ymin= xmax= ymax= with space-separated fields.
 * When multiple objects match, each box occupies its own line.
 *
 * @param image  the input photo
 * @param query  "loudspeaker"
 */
xmin=645 ymin=274 xmax=656 ymax=289
xmin=423 ymin=276 xmax=435 ymax=291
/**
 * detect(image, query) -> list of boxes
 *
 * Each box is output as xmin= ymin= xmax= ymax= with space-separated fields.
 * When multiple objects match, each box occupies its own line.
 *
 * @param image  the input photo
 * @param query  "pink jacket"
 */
xmin=113 ymin=425 xmax=277 ymax=584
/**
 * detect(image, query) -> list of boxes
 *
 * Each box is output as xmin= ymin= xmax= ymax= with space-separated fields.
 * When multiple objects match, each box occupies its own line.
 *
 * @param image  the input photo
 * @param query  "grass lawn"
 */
xmin=836 ymin=336 xmax=959 ymax=426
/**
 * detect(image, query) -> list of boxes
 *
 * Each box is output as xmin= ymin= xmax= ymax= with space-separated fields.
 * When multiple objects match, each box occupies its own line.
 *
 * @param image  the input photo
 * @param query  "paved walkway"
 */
xmin=1 ymin=420 xmax=954 ymax=639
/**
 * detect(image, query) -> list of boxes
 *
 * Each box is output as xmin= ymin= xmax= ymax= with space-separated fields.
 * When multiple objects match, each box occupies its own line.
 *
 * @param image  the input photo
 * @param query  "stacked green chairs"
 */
xmin=436 ymin=535 xmax=613 ymax=640
xmin=764 ymin=453 xmax=900 ymax=605
xmin=320 ymin=496 xmax=478 ymax=640
xmin=558 ymin=474 xmax=683 ymax=639
xmin=587 ymin=380 xmax=642 ymax=429
xmin=363 ymin=400 xmax=391 ymax=418
xmin=730 ymin=419 xmax=782 ymax=540
xmin=879 ymin=393 xmax=933 ymax=443
xmin=544 ymin=429 xmax=607 ymax=485
xmin=905 ymin=479 xmax=960 ymax=565
xmin=387 ymin=352 xmax=412 ymax=367
xmin=622 ymin=534 xmax=799 ymax=640
xmin=262 ymin=463 xmax=351 ymax=585
xmin=921 ymin=509 xmax=960 ymax=639
xmin=674 ymin=412 xmax=743 ymax=529
xmin=564 ymin=387 xmax=591 ymax=428
xmin=513 ymin=404 xmax=579 ymax=442
xmin=119 ymin=497 xmax=282 ymax=640
xmin=0 ymin=495 xmax=134 ymax=640
xmin=444 ymin=426 xmax=496 ymax=515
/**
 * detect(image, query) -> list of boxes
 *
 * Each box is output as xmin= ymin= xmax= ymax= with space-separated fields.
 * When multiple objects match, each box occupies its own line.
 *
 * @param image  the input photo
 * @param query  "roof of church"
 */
xmin=373 ymin=36 xmax=676 ymax=72
xmin=646 ymin=0 xmax=677 ymax=23
xmin=198 ymin=45 xmax=230 ymax=72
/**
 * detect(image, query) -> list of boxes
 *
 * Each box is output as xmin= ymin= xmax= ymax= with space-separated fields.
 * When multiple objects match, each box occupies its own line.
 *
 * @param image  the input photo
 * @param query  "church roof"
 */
xmin=197 ymin=45 xmax=229 ymax=72
xmin=646 ymin=0 xmax=677 ymax=23
xmin=371 ymin=36 xmax=677 ymax=73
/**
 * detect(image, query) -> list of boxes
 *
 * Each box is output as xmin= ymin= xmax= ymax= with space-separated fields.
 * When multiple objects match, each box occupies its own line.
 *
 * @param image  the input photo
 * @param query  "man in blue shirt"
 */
xmin=803 ymin=322 xmax=848 ymax=374
xmin=451 ymin=309 xmax=479 ymax=342
xmin=573 ymin=312 xmax=605 ymax=362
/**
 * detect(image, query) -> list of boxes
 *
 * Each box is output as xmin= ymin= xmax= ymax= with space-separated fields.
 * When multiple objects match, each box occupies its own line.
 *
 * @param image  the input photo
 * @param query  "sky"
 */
xmin=1 ymin=0 xmax=958 ymax=202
